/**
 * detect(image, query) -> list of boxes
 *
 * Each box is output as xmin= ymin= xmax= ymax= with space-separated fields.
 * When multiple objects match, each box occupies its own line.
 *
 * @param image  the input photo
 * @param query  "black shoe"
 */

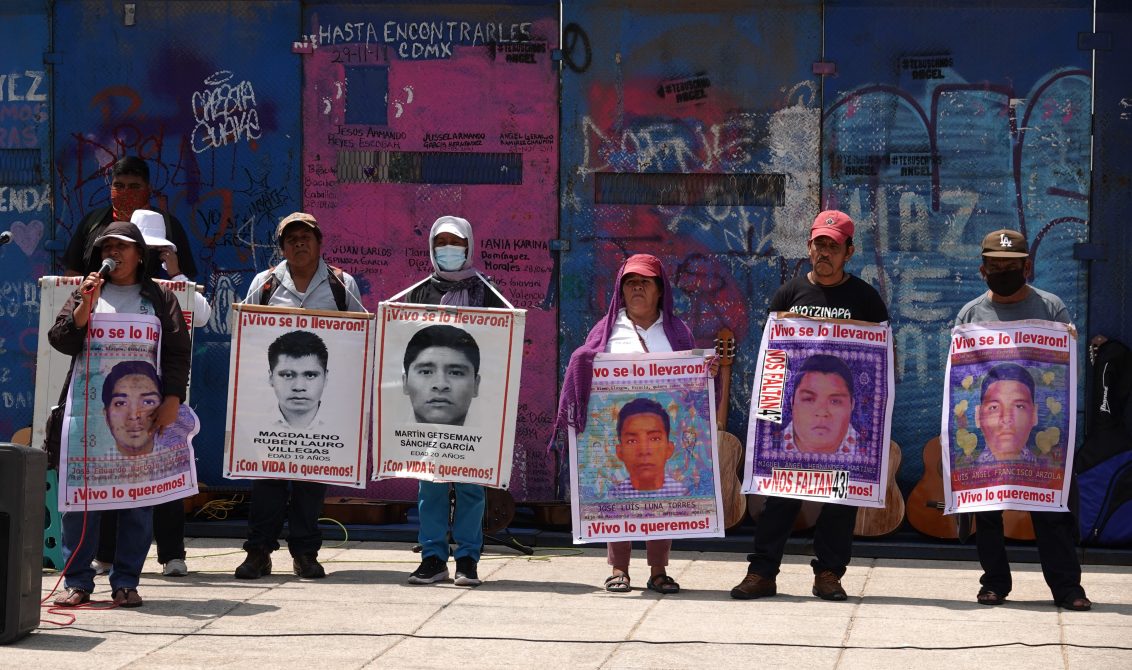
xmin=234 ymin=549 xmax=272 ymax=580
xmin=408 ymin=555 xmax=449 ymax=584
xmin=454 ymin=557 xmax=481 ymax=586
xmin=293 ymin=554 xmax=326 ymax=579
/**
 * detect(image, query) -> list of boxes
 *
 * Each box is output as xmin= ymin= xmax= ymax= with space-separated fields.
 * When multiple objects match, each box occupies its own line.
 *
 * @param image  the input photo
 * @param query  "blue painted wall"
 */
xmin=50 ymin=0 xmax=303 ymax=486
xmin=0 ymin=1 xmax=51 ymax=443
xmin=821 ymin=0 xmax=1093 ymax=481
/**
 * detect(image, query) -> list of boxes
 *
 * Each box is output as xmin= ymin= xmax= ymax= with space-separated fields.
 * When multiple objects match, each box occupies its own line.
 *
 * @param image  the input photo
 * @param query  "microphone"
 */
xmin=97 ymin=258 xmax=118 ymax=280
xmin=84 ymin=258 xmax=117 ymax=294
xmin=0 ymin=230 xmax=11 ymax=245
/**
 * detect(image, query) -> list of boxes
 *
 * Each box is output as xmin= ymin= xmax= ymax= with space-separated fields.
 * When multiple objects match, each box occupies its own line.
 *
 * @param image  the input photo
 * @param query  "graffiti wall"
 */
xmin=560 ymin=0 xmax=1094 ymax=489
xmin=51 ymin=0 xmax=303 ymax=483
xmin=559 ymin=0 xmax=823 ymax=450
xmin=822 ymin=1 xmax=1092 ymax=480
xmin=300 ymin=2 xmax=560 ymax=500
xmin=0 ymin=2 xmax=51 ymax=443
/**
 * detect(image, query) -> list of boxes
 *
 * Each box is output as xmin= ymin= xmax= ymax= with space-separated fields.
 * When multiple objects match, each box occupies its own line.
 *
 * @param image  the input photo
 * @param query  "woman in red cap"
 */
xmin=553 ymin=253 xmax=703 ymax=594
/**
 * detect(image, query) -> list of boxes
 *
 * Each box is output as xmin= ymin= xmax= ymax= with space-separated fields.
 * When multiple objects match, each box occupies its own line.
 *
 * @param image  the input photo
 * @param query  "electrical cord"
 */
xmin=41 ymin=292 xmax=108 ymax=621
xmin=30 ymin=627 xmax=1132 ymax=651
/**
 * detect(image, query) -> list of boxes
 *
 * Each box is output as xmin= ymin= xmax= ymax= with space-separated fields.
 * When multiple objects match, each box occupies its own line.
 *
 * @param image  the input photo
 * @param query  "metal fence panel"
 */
xmin=824 ymin=0 xmax=1093 ymax=483
xmin=0 ymin=1 xmax=51 ymax=444
xmin=300 ymin=1 xmax=560 ymax=501
xmin=559 ymin=0 xmax=823 ymax=451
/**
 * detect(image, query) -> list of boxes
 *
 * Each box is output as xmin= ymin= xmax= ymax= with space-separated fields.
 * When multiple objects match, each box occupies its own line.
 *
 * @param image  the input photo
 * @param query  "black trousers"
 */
xmin=746 ymin=497 xmax=859 ymax=578
xmin=95 ymin=498 xmax=186 ymax=564
xmin=243 ymin=479 xmax=327 ymax=557
xmin=974 ymin=508 xmax=1085 ymax=603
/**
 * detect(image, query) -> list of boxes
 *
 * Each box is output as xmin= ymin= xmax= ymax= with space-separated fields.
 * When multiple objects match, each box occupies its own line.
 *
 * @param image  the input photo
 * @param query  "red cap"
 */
xmin=621 ymin=253 xmax=662 ymax=278
xmin=810 ymin=210 xmax=854 ymax=245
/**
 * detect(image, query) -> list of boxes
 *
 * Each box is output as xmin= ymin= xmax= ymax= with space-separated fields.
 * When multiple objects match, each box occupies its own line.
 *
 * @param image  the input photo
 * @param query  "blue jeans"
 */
xmin=62 ymin=506 xmax=153 ymax=592
xmin=418 ymin=481 xmax=484 ymax=561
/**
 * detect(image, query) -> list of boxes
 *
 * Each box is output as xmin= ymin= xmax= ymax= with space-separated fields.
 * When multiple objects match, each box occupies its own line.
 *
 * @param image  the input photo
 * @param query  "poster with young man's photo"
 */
xmin=59 ymin=313 xmax=199 ymax=511
xmin=568 ymin=350 xmax=724 ymax=543
xmin=742 ymin=314 xmax=895 ymax=507
xmin=224 ymin=304 xmax=375 ymax=487
xmin=941 ymin=319 xmax=1076 ymax=514
xmin=33 ymin=275 xmax=199 ymax=454
xmin=373 ymin=302 xmax=525 ymax=488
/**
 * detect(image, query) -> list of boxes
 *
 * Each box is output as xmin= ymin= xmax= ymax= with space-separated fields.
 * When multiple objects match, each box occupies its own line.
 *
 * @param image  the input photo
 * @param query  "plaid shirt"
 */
xmin=610 ymin=476 xmax=689 ymax=499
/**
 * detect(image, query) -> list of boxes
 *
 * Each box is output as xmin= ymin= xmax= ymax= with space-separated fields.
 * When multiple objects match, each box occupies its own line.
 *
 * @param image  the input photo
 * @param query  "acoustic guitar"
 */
xmin=483 ymin=487 xmax=516 ymax=533
xmin=907 ymin=436 xmax=958 ymax=539
xmin=714 ymin=327 xmax=747 ymax=529
xmin=853 ymin=440 xmax=906 ymax=537
xmin=907 ymin=435 xmax=1035 ymax=541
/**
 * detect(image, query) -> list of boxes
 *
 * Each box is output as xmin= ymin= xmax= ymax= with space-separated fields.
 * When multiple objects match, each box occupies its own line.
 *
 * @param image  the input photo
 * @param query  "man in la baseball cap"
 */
xmin=955 ymin=229 xmax=1089 ymax=611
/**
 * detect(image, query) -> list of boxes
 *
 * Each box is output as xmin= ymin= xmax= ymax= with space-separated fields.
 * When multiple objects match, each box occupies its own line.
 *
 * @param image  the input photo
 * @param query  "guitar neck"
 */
xmin=717 ymin=370 xmax=731 ymax=429
xmin=714 ymin=327 xmax=735 ymax=431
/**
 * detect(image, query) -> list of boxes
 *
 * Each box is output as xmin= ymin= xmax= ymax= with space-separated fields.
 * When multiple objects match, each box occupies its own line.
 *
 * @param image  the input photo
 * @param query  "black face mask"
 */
xmin=985 ymin=268 xmax=1026 ymax=297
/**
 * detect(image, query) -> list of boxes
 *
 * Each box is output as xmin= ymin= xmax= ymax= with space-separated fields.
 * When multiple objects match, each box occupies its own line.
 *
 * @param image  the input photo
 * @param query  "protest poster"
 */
xmin=59 ymin=312 xmax=199 ymax=511
xmin=941 ymin=319 xmax=1076 ymax=514
xmin=33 ymin=276 xmax=199 ymax=451
xmin=742 ymin=314 xmax=894 ymax=507
xmin=224 ymin=304 xmax=375 ymax=487
xmin=568 ymin=351 xmax=724 ymax=543
xmin=373 ymin=301 xmax=525 ymax=488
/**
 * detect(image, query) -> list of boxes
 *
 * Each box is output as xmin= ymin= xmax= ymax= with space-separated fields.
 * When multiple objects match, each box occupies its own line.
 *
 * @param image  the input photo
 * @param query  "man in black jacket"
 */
xmin=63 ymin=155 xmax=197 ymax=281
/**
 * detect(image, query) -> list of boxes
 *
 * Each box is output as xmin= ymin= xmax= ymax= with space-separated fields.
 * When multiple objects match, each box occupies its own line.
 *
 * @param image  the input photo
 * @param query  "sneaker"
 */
xmin=408 ymin=555 xmax=449 ymax=584
xmin=730 ymin=573 xmax=777 ymax=600
xmin=293 ymin=554 xmax=326 ymax=579
xmin=234 ymin=549 xmax=272 ymax=580
xmin=454 ymin=557 xmax=481 ymax=586
xmin=92 ymin=559 xmax=112 ymax=575
xmin=162 ymin=558 xmax=188 ymax=577
xmin=812 ymin=570 xmax=848 ymax=601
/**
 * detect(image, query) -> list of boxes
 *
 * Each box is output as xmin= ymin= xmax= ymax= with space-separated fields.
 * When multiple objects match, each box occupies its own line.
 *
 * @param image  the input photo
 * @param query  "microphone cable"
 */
xmin=41 ymin=289 xmax=122 ymax=622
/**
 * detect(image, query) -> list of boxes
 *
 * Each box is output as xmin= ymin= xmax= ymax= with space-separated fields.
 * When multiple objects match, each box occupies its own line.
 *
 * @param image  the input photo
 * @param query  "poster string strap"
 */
xmin=387 ymin=275 xmax=431 ymax=303
xmin=476 ymin=271 xmax=515 ymax=310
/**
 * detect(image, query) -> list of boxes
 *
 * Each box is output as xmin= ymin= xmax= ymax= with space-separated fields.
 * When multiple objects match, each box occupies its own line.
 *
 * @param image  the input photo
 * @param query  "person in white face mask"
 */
xmin=397 ymin=216 xmax=509 ymax=588
xmin=404 ymin=216 xmax=506 ymax=307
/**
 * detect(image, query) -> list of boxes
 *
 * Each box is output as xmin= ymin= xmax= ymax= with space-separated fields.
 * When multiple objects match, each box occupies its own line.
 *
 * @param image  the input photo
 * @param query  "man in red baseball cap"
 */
xmin=732 ymin=209 xmax=889 ymax=602
xmin=807 ymin=210 xmax=855 ymax=287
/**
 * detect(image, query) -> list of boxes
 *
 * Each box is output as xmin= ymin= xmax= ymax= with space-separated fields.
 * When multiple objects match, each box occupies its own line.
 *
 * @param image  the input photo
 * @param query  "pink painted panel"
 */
xmin=302 ymin=11 xmax=559 ymax=501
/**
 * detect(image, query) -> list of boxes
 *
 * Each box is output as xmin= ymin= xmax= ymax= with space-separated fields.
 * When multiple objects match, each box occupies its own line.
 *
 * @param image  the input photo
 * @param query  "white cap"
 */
xmin=130 ymin=209 xmax=176 ymax=250
xmin=432 ymin=215 xmax=469 ymax=240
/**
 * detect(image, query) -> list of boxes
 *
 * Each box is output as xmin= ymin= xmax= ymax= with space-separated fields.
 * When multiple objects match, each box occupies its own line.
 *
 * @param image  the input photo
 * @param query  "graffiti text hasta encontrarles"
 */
xmin=191 ymin=71 xmax=260 ymax=154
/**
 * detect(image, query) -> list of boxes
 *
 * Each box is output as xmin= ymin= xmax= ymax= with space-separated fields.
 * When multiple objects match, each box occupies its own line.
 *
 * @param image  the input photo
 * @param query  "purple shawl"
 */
xmin=550 ymin=256 xmax=695 ymax=448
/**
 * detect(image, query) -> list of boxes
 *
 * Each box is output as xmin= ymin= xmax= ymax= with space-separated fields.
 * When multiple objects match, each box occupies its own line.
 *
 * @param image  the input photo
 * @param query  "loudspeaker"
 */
xmin=0 ymin=443 xmax=46 ymax=645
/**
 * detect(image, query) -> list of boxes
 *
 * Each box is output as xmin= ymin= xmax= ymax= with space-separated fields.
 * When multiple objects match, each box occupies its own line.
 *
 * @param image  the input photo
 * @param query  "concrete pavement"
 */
xmin=7 ymin=538 xmax=1132 ymax=669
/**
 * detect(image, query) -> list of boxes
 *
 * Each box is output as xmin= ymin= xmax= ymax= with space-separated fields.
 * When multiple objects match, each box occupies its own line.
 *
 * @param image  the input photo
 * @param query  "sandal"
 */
xmin=976 ymin=589 xmax=1005 ymax=606
xmin=1057 ymin=595 xmax=1092 ymax=611
xmin=646 ymin=574 xmax=680 ymax=594
xmin=604 ymin=573 xmax=631 ymax=593
xmin=53 ymin=587 xmax=90 ymax=607
xmin=112 ymin=587 xmax=144 ymax=608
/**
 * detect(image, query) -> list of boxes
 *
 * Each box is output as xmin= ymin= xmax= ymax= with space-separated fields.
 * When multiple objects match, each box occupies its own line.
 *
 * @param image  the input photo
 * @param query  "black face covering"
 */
xmin=986 ymin=268 xmax=1026 ymax=297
